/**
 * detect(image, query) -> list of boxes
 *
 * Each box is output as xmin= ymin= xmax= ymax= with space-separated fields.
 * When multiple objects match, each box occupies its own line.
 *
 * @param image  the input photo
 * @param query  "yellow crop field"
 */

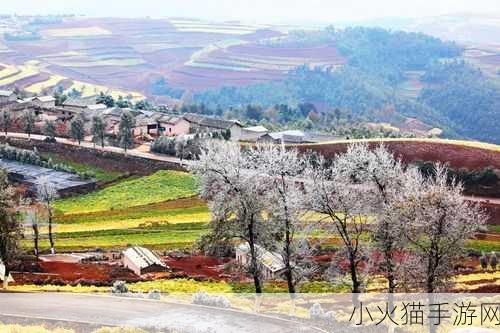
xmin=65 ymin=80 xmax=144 ymax=101
xmin=0 ymin=63 xmax=39 ymax=86
xmin=54 ymin=209 xmax=210 ymax=233
xmin=25 ymin=74 xmax=66 ymax=93
xmin=44 ymin=26 xmax=112 ymax=37
xmin=0 ymin=63 xmax=19 ymax=78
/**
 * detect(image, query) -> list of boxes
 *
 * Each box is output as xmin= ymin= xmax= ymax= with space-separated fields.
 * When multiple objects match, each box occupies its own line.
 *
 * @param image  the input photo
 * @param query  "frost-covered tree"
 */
xmin=306 ymin=145 xmax=373 ymax=293
xmin=395 ymin=164 xmax=485 ymax=293
xmin=350 ymin=144 xmax=413 ymax=293
xmin=0 ymin=170 xmax=21 ymax=288
xmin=252 ymin=144 xmax=315 ymax=294
xmin=189 ymin=140 xmax=269 ymax=293
xmin=36 ymin=177 xmax=58 ymax=255
xmin=0 ymin=110 xmax=11 ymax=136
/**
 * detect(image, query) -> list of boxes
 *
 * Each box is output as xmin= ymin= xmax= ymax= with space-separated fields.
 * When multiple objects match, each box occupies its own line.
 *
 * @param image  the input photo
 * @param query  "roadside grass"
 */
xmin=54 ymin=171 xmax=197 ymax=214
xmin=9 ymin=278 xmax=347 ymax=294
xmin=42 ymin=152 xmax=123 ymax=183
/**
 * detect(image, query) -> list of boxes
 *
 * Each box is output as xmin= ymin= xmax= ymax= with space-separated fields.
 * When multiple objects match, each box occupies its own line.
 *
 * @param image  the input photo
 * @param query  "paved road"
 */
xmin=0 ymin=293 xmax=322 ymax=333
xmin=1 ymin=132 xmax=188 ymax=165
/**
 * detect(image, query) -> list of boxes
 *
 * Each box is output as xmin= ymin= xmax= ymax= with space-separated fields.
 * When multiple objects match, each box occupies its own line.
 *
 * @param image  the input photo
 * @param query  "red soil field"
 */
xmin=294 ymin=140 xmax=500 ymax=170
xmin=12 ymin=261 xmax=139 ymax=285
xmin=164 ymin=255 xmax=230 ymax=279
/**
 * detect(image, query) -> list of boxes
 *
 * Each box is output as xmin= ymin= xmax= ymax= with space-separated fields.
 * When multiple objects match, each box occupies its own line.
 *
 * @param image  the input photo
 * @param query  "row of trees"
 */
xmin=190 ymin=141 xmax=485 ymax=294
xmin=0 ymin=109 xmax=137 ymax=153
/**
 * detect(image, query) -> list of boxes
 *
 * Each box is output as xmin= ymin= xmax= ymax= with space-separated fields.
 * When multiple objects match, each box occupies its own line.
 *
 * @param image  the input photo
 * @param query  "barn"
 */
xmin=122 ymin=246 xmax=168 ymax=276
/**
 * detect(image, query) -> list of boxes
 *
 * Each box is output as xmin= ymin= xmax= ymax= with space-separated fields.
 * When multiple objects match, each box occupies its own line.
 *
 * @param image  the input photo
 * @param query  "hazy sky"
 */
xmin=6 ymin=0 xmax=500 ymax=23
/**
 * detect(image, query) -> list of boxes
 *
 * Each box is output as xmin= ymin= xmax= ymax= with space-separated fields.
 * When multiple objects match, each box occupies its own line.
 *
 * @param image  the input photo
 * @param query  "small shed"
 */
xmin=236 ymin=243 xmax=286 ymax=280
xmin=122 ymin=246 xmax=168 ymax=276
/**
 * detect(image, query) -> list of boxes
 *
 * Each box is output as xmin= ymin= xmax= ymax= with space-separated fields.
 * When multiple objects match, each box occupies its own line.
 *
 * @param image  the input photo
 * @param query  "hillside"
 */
xmin=2 ymin=16 xmax=500 ymax=143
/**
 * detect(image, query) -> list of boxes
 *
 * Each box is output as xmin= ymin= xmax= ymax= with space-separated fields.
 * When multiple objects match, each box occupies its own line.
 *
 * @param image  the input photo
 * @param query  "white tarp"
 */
xmin=0 ymin=260 xmax=14 ymax=283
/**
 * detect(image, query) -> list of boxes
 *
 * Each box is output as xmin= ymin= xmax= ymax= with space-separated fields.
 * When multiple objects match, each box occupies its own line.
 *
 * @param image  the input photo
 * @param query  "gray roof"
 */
xmin=62 ymin=97 xmax=97 ymax=108
xmin=183 ymin=113 xmax=241 ymax=130
xmin=237 ymin=243 xmax=285 ymax=273
xmin=0 ymin=159 xmax=95 ymax=192
xmin=0 ymin=90 xmax=14 ymax=97
xmin=34 ymin=96 xmax=56 ymax=102
xmin=123 ymin=246 xmax=166 ymax=270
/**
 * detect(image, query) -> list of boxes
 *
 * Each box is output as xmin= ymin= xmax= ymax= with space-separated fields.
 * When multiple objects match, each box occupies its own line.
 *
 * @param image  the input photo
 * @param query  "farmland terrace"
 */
xmin=0 ymin=16 xmax=345 ymax=99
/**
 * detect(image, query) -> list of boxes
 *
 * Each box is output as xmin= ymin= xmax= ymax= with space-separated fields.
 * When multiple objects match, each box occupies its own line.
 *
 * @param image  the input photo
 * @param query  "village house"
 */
xmin=236 ymin=243 xmax=286 ymax=280
xmin=0 ymin=90 xmax=17 ymax=105
xmin=183 ymin=113 xmax=243 ymax=141
xmin=61 ymin=97 xmax=105 ymax=113
xmin=131 ymin=111 xmax=190 ymax=137
xmin=31 ymin=96 xmax=56 ymax=108
xmin=156 ymin=114 xmax=190 ymax=137
xmin=122 ymin=246 xmax=168 ymax=276
xmin=239 ymin=125 xmax=269 ymax=142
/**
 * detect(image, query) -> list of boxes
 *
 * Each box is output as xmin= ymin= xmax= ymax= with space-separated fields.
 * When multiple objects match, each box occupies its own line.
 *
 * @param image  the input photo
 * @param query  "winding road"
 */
xmin=0 ymin=292 xmax=323 ymax=333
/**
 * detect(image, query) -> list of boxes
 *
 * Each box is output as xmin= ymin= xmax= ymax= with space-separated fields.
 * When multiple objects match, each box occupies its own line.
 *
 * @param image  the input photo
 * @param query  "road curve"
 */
xmin=0 ymin=292 xmax=322 ymax=333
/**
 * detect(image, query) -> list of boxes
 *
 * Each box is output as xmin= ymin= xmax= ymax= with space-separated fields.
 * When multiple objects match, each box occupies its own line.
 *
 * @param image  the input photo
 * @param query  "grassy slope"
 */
xmin=43 ymin=152 xmax=123 ymax=183
xmin=54 ymin=170 xmax=197 ymax=214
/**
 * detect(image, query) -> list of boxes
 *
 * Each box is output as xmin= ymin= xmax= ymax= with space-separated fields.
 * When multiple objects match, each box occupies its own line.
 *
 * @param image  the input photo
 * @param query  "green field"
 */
xmin=20 ymin=171 xmax=208 ymax=252
xmin=30 ymin=222 xmax=209 ymax=251
xmin=43 ymin=152 xmax=123 ymax=183
xmin=55 ymin=170 xmax=197 ymax=214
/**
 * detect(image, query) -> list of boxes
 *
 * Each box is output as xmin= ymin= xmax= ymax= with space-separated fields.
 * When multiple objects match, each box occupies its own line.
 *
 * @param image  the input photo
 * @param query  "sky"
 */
xmin=5 ymin=0 xmax=500 ymax=24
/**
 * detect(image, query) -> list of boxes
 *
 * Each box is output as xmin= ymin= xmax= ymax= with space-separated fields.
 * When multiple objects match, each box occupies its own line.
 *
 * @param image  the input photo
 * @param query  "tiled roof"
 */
xmin=183 ymin=113 xmax=240 ymax=130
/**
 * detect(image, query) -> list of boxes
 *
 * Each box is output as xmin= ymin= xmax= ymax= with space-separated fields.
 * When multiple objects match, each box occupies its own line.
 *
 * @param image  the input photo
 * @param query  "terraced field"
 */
xmin=21 ymin=171 xmax=210 ymax=251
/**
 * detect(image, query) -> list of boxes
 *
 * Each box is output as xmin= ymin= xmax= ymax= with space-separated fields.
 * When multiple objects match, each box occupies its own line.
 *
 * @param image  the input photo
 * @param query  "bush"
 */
xmin=111 ymin=280 xmax=129 ymax=294
xmin=150 ymin=136 xmax=201 ymax=160
xmin=480 ymin=252 xmax=488 ymax=270
xmin=309 ymin=303 xmax=334 ymax=321
xmin=491 ymin=252 xmax=497 ymax=271
xmin=192 ymin=292 xmax=231 ymax=308
xmin=147 ymin=289 xmax=162 ymax=300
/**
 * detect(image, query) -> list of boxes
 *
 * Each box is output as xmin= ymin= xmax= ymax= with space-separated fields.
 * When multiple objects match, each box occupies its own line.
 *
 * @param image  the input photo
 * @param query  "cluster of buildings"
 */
xmin=0 ymin=89 xmax=339 ymax=144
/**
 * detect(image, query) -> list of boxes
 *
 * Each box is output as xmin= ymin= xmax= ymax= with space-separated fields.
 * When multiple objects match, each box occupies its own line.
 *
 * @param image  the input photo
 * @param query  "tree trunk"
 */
xmin=284 ymin=223 xmax=295 ymax=294
xmin=48 ymin=211 xmax=55 ymax=255
xmin=2 ymin=265 xmax=9 ymax=289
xmin=349 ymin=252 xmax=360 ymax=294
xmin=33 ymin=224 xmax=39 ymax=259
xmin=248 ymin=219 xmax=262 ymax=294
